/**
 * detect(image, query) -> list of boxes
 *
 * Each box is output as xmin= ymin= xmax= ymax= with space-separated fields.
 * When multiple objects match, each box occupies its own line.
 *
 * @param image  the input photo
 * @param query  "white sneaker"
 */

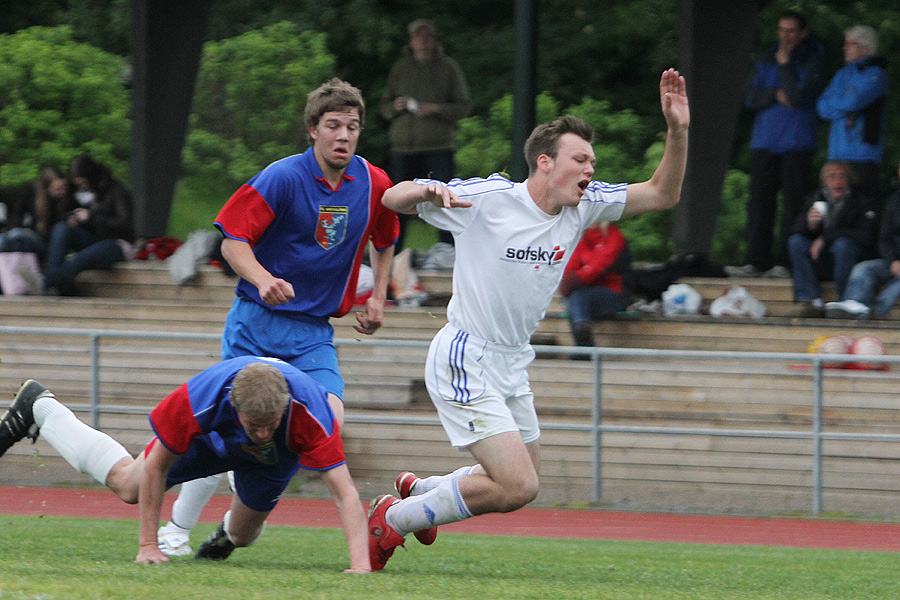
xmin=763 ymin=265 xmax=791 ymax=279
xmin=157 ymin=522 xmax=193 ymax=556
xmin=724 ymin=264 xmax=763 ymax=277
xmin=825 ymin=299 xmax=870 ymax=319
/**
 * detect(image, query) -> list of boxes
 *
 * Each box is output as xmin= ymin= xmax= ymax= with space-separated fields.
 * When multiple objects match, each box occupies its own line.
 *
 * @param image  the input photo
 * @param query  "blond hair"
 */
xmin=231 ymin=363 xmax=289 ymax=417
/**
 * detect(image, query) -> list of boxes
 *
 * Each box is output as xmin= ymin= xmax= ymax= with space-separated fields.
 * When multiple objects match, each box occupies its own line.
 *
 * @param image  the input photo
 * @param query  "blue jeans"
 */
xmin=44 ymin=222 xmax=124 ymax=295
xmin=565 ymin=285 xmax=628 ymax=327
xmin=843 ymin=258 xmax=900 ymax=317
xmin=787 ymin=234 xmax=863 ymax=301
xmin=0 ymin=228 xmax=47 ymax=258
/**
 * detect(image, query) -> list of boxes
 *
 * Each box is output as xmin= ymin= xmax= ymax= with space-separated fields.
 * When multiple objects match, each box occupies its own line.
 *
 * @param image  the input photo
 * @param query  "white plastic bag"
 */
xmin=661 ymin=283 xmax=702 ymax=315
xmin=0 ymin=252 xmax=40 ymax=295
xmin=709 ymin=285 xmax=767 ymax=319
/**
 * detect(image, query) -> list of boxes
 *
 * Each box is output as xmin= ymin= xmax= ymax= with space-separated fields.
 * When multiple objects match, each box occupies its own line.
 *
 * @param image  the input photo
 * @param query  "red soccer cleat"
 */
xmin=368 ymin=495 xmax=405 ymax=571
xmin=394 ymin=472 xmax=438 ymax=545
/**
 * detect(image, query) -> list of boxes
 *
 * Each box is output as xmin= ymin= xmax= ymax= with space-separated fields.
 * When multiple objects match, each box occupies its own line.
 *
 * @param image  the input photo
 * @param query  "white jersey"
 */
xmin=417 ymin=174 xmax=626 ymax=347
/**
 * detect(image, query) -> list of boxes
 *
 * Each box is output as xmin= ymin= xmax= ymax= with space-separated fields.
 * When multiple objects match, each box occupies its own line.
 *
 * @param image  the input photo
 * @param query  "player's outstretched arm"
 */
xmin=135 ymin=441 xmax=179 ymax=564
xmin=382 ymin=181 xmax=472 ymax=214
xmin=622 ymin=68 xmax=689 ymax=218
xmin=221 ymin=238 xmax=295 ymax=306
xmin=322 ymin=464 xmax=372 ymax=573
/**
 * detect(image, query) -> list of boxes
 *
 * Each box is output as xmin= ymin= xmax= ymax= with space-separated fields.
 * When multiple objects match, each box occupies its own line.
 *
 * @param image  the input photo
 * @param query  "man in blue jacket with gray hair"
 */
xmin=817 ymin=24 xmax=888 ymax=205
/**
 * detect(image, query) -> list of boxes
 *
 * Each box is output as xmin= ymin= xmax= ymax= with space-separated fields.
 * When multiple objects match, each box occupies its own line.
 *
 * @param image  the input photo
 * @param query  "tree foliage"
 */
xmin=182 ymin=21 xmax=336 ymax=187
xmin=0 ymin=26 xmax=130 ymax=187
xmin=4 ymin=0 xmax=900 ymax=259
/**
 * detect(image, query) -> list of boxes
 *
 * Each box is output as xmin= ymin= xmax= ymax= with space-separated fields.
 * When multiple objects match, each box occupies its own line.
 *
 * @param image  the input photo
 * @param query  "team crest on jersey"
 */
xmin=241 ymin=440 xmax=278 ymax=465
xmin=316 ymin=206 xmax=349 ymax=249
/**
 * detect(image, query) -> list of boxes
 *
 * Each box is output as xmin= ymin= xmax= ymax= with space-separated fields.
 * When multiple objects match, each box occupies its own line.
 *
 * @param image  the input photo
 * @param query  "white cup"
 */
xmin=813 ymin=200 xmax=828 ymax=217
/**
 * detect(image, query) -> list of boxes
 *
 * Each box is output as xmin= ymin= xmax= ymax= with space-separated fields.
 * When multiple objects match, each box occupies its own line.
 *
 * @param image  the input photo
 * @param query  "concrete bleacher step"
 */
xmin=73 ymin=261 xmax=238 ymax=302
xmin=3 ymin=261 xmax=900 ymax=514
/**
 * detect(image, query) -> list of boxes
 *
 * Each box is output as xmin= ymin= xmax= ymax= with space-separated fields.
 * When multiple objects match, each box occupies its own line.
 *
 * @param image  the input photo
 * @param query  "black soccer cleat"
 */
xmin=0 ymin=380 xmax=48 ymax=458
xmin=195 ymin=522 xmax=236 ymax=560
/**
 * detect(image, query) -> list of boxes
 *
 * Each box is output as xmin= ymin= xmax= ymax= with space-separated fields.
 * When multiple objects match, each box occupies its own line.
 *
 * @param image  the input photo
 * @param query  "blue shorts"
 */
xmin=221 ymin=297 xmax=344 ymax=400
xmin=163 ymin=433 xmax=302 ymax=513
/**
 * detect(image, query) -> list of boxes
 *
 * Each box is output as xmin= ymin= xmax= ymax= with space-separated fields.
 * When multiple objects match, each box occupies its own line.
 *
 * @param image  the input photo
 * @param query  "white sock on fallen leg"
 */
xmin=32 ymin=394 xmax=130 ymax=485
xmin=411 ymin=465 xmax=478 ymax=495
xmin=387 ymin=477 xmax=473 ymax=537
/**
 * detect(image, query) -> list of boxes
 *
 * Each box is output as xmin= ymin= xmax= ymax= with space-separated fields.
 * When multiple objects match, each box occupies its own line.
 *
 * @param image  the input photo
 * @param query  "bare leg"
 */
xmin=327 ymin=392 xmax=344 ymax=428
xmin=384 ymin=433 xmax=539 ymax=536
xmin=105 ymin=452 xmax=144 ymax=504
xmin=459 ymin=432 xmax=540 ymax=515
xmin=224 ymin=494 xmax=271 ymax=547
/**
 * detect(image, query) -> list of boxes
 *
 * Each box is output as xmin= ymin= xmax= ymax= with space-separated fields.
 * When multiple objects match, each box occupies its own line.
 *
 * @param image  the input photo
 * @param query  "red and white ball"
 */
xmin=814 ymin=335 xmax=854 ymax=368
xmin=848 ymin=335 xmax=888 ymax=371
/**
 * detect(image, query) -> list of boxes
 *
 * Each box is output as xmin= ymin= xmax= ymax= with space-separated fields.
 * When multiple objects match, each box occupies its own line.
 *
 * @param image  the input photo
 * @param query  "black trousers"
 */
xmin=745 ymin=149 xmax=813 ymax=270
xmin=390 ymin=150 xmax=455 ymax=250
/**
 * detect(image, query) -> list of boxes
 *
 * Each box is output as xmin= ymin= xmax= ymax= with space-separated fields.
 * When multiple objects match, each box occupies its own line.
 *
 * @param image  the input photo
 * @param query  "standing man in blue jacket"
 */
xmin=728 ymin=10 xmax=825 ymax=279
xmin=817 ymin=25 xmax=888 ymax=206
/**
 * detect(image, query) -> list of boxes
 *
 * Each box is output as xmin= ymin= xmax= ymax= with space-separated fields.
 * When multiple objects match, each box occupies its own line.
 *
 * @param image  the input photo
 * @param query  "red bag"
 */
xmin=136 ymin=236 xmax=182 ymax=261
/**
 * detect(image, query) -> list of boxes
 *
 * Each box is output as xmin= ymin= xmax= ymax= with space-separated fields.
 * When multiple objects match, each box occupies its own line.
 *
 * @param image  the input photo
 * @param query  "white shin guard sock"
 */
xmin=388 ymin=477 xmax=473 ymax=537
xmin=171 ymin=474 xmax=223 ymax=530
xmin=413 ymin=465 xmax=478 ymax=495
xmin=33 ymin=396 xmax=129 ymax=485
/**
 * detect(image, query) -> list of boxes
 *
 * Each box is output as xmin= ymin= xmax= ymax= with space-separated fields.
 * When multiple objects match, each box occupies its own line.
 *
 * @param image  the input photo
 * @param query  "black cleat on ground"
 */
xmin=0 ymin=380 xmax=47 ymax=458
xmin=195 ymin=522 xmax=236 ymax=560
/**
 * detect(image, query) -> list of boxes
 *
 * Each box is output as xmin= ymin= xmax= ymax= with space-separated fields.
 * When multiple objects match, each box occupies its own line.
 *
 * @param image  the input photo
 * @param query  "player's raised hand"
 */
xmin=422 ymin=182 xmax=471 ymax=209
xmin=659 ymin=68 xmax=689 ymax=132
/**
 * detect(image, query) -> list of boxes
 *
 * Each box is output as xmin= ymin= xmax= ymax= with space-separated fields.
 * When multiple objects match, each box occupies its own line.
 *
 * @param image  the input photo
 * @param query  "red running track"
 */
xmin=2 ymin=485 xmax=899 ymax=552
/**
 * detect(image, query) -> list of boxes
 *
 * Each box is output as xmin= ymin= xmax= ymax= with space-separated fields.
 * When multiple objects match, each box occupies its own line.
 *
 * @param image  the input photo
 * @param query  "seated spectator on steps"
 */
xmin=826 ymin=160 xmax=900 ymax=319
xmin=23 ymin=155 xmax=135 ymax=296
xmin=787 ymin=160 xmax=877 ymax=317
xmin=0 ymin=166 xmax=73 ymax=258
xmin=559 ymin=221 xmax=632 ymax=348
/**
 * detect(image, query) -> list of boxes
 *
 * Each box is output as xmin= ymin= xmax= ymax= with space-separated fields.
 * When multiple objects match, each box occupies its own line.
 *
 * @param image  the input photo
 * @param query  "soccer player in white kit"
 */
xmin=366 ymin=68 xmax=690 ymax=570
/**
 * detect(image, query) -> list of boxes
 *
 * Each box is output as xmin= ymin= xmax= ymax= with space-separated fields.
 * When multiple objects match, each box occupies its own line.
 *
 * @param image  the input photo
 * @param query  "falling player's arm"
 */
xmin=321 ymin=463 xmax=371 ymax=573
xmin=220 ymin=237 xmax=294 ymax=306
xmin=622 ymin=69 xmax=689 ymax=217
xmin=135 ymin=440 xmax=179 ymax=564
xmin=382 ymin=181 xmax=472 ymax=214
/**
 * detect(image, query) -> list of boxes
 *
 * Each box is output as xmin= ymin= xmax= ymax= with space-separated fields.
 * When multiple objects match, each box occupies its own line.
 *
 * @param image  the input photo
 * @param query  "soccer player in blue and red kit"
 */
xmin=157 ymin=78 xmax=400 ymax=555
xmin=0 ymin=357 xmax=371 ymax=571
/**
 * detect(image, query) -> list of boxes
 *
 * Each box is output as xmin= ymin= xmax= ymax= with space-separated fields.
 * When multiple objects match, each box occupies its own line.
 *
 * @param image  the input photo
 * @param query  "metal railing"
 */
xmin=2 ymin=325 xmax=899 ymax=514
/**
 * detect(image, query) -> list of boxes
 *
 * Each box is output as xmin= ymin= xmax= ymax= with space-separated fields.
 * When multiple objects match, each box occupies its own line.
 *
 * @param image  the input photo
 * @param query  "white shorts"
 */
xmin=425 ymin=323 xmax=540 ymax=448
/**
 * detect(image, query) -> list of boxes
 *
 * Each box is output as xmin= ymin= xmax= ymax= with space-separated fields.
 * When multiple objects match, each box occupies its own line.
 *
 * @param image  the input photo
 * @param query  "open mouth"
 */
xmin=578 ymin=180 xmax=589 ymax=192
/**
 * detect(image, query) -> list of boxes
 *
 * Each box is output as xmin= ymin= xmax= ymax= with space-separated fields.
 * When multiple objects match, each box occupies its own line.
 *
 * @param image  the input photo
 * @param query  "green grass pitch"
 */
xmin=1 ymin=515 xmax=900 ymax=599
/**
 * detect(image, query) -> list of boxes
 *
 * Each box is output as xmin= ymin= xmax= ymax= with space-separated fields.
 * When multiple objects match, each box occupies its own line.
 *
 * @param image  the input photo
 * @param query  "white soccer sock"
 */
xmin=411 ymin=465 xmax=478 ymax=495
xmin=32 ymin=395 xmax=130 ymax=485
xmin=171 ymin=474 xmax=223 ymax=530
xmin=387 ymin=477 xmax=473 ymax=537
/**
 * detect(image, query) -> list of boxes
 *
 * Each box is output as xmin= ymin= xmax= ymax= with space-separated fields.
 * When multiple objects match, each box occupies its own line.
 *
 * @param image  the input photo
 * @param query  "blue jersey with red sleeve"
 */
xmin=214 ymin=148 xmax=399 ymax=318
xmin=149 ymin=356 xmax=345 ymax=471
